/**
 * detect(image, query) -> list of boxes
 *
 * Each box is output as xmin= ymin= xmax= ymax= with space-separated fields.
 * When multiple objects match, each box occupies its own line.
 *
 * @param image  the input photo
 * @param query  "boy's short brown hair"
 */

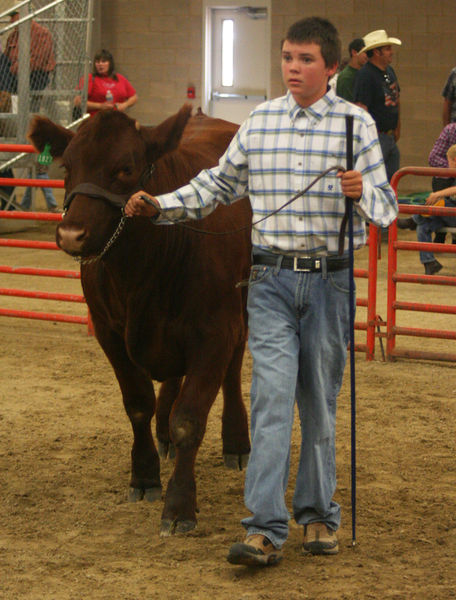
xmin=284 ymin=17 xmax=341 ymax=68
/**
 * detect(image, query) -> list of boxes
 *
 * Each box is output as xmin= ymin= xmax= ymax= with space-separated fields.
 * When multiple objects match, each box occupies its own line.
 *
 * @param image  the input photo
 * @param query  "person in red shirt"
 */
xmin=74 ymin=49 xmax=137 ymax=117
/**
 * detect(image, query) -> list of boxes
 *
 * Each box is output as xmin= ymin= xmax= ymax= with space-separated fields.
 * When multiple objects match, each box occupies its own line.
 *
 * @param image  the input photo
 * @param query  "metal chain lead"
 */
xmin=73 ymin=212 xmax=127 ymax=265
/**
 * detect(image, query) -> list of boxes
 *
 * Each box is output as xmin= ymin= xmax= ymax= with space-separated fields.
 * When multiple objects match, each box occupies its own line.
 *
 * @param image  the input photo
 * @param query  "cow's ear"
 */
xmin=27 ymin=116 xmax=74 ymax=159
xmin=140 ymin=104 xmax=192 ymax=162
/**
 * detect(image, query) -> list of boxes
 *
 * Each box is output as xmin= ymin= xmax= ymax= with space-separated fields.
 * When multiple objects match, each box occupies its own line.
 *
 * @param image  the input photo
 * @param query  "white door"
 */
xmin=204 ymin=4 xmax=270 ymax=124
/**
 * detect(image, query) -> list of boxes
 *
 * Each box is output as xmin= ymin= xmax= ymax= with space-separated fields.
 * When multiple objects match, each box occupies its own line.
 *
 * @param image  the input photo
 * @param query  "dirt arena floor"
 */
xmin=0 ymin=212 xmax=455 ymax=600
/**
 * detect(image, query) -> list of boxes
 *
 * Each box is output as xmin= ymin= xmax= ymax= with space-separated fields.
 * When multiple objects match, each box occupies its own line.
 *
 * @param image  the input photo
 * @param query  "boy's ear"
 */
xmin=327 ymin=63 xmax=338 ymax=78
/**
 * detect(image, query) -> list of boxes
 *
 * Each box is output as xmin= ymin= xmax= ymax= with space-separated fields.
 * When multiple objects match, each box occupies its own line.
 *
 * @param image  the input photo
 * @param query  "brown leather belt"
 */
xmin=252 ymin=254 xmax=349 ymax=272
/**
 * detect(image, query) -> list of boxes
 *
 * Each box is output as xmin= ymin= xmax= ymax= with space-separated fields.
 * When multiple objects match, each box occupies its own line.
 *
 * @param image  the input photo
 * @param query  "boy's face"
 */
xmin=281 ymin=40 xmax=337 ymax=107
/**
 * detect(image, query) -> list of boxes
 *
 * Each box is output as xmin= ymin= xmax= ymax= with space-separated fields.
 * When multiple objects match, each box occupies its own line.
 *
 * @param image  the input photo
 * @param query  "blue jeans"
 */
xmin=378 ymin=132 xmax=400 ymax=182
xmin=242 ymin=253 xmax=353 ymax=548
xmin=413 ymin=198 xmax=456 ymax=264
xmin=21 ymin=172 xmax=57 ymax=210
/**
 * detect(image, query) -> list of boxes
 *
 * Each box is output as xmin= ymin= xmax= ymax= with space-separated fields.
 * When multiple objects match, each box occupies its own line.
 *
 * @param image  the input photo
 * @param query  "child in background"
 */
xmin=412 ymin=144 xmax=456 ymax=274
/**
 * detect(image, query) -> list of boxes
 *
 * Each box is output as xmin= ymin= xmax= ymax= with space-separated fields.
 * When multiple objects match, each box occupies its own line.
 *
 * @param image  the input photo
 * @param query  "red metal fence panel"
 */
xmin=388 ymin=166 xmax=456 ymax=362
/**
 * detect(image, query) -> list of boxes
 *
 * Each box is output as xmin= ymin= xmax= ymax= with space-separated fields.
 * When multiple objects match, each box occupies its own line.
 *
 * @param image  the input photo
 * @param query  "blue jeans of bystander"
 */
xmin=21 ymin=172 xmax=57 ymax=211
xmin=413 ymin=198 xmax=456 ymax=264
xmin=378 ymin=132 xmax=400 ymax=182
xmin=241 ymin=253 xmax=353 ymax=548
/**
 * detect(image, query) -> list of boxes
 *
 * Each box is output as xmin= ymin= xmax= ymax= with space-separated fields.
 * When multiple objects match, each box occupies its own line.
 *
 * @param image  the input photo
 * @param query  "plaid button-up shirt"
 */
xmin=428 ymin=123 xmax=456 ymax=169
xmin=157 ymin=89 xmax=397 ymax=255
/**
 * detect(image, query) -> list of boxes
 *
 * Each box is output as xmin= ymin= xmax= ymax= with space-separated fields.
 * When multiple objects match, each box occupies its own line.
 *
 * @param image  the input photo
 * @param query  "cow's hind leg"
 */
xmin=221 ymin=341 xmax=250 ymax=470
xmin=95 ymin=326 xmax=162 ymax=503
xmin=155 ymin=377 xmax=182 ymax=460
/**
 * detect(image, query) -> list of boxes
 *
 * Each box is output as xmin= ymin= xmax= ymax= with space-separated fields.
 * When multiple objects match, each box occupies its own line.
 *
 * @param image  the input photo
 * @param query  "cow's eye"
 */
xmin=116 ymin=167 xmax=134 ymax=180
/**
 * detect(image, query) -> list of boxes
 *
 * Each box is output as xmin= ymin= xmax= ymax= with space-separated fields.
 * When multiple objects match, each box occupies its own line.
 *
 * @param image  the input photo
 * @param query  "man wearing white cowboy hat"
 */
xmin=353 ymin=30 xmax=402 ymax=181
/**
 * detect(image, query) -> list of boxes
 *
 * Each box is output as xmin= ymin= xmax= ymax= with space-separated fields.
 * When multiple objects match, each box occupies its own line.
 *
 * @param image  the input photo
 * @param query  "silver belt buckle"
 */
xmin=293 ymin=256 xmax=320 ymax=272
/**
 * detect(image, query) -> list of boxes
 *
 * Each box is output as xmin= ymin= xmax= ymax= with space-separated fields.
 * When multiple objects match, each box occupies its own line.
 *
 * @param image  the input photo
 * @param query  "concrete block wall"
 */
xmin=101 ymin=0 xmax=202 ymax=126
xmin=101 ymin=0 xmax=455 ymax=193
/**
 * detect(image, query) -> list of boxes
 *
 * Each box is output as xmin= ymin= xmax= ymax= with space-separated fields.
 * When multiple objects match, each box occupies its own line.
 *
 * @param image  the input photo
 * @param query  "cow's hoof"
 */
xmin=160 ymin=518 xmax=197 ymax=537
xmin=223 ymin=452 xmax=250 ymax=470
xmin=175 ymin=519 xmax=196 ymax=534
xmin=128 ymin=486 xmax=161 ymax=502
xmin=144 ymin=486 xmax=162 ymax=502
xmin=160 ymin=519 xmax=174 ymax=537
xmin=128 ymin=487 xmax=144 ymax=502
xmin=158 ymin=441 xmax=176 ymax=460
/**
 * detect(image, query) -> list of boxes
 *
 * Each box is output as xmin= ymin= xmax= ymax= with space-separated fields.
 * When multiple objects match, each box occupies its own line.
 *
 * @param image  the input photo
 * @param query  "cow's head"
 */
xmin=27 ymin=105 xmax=192 ymax=260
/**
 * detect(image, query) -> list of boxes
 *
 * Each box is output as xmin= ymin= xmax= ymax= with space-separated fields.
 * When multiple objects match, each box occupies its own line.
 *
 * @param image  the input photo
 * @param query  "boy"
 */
xmin=126 ymin=17 xmax=397 ymax=566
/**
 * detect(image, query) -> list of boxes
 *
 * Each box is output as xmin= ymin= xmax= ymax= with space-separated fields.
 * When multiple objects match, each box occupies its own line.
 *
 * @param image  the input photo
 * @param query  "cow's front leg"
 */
xmin=94 ymin=325 xmax=162 ymax=503
xmin=123 ymin=375 xmax=162 ymax=503
xmin=160 ymin=447 xmax=198 ymax=535
xmin=160 ymin=374 xmax=220 ymax=536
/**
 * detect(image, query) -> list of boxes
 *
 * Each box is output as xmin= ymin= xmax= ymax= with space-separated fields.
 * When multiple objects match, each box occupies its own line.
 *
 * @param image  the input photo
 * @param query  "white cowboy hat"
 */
xmin=360 ymin=30 xmax=402 ymax=53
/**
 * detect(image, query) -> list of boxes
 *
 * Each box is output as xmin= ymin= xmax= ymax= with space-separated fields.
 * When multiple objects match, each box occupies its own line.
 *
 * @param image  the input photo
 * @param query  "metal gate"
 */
xmin=387 ymin=166 xmax=456 ymax=362
xmin=0 ymin=0 xmax=93 ymax=206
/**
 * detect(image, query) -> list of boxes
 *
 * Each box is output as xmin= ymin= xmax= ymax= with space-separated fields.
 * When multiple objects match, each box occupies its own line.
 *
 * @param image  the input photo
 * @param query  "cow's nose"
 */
xmin=57 ymin=226 xmax=87 ymax=254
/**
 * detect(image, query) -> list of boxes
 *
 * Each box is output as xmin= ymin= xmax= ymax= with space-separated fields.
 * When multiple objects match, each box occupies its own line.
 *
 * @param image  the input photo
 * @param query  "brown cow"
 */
xmin=27 ymin=106 xmax=251 ymax=535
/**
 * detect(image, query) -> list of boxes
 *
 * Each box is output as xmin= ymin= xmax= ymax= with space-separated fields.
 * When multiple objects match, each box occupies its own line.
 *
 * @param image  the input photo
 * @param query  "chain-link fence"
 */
xmin=0 ymin=0 xmax=93 ymax=139
xmin=0 ymin=0 xmax=93 ymax=209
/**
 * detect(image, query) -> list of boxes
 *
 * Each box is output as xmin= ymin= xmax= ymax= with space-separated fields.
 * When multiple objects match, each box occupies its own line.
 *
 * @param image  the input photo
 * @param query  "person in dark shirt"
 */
xmin=353 ymin=29 xmax=402 ymax=181
xmin=442 ymin=67 xmax=456 ymax=126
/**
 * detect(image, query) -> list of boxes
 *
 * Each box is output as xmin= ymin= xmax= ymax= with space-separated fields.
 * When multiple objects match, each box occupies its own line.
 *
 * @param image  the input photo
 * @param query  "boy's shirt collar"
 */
xmin=286 ymin=87 xmax=337 ymax=123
